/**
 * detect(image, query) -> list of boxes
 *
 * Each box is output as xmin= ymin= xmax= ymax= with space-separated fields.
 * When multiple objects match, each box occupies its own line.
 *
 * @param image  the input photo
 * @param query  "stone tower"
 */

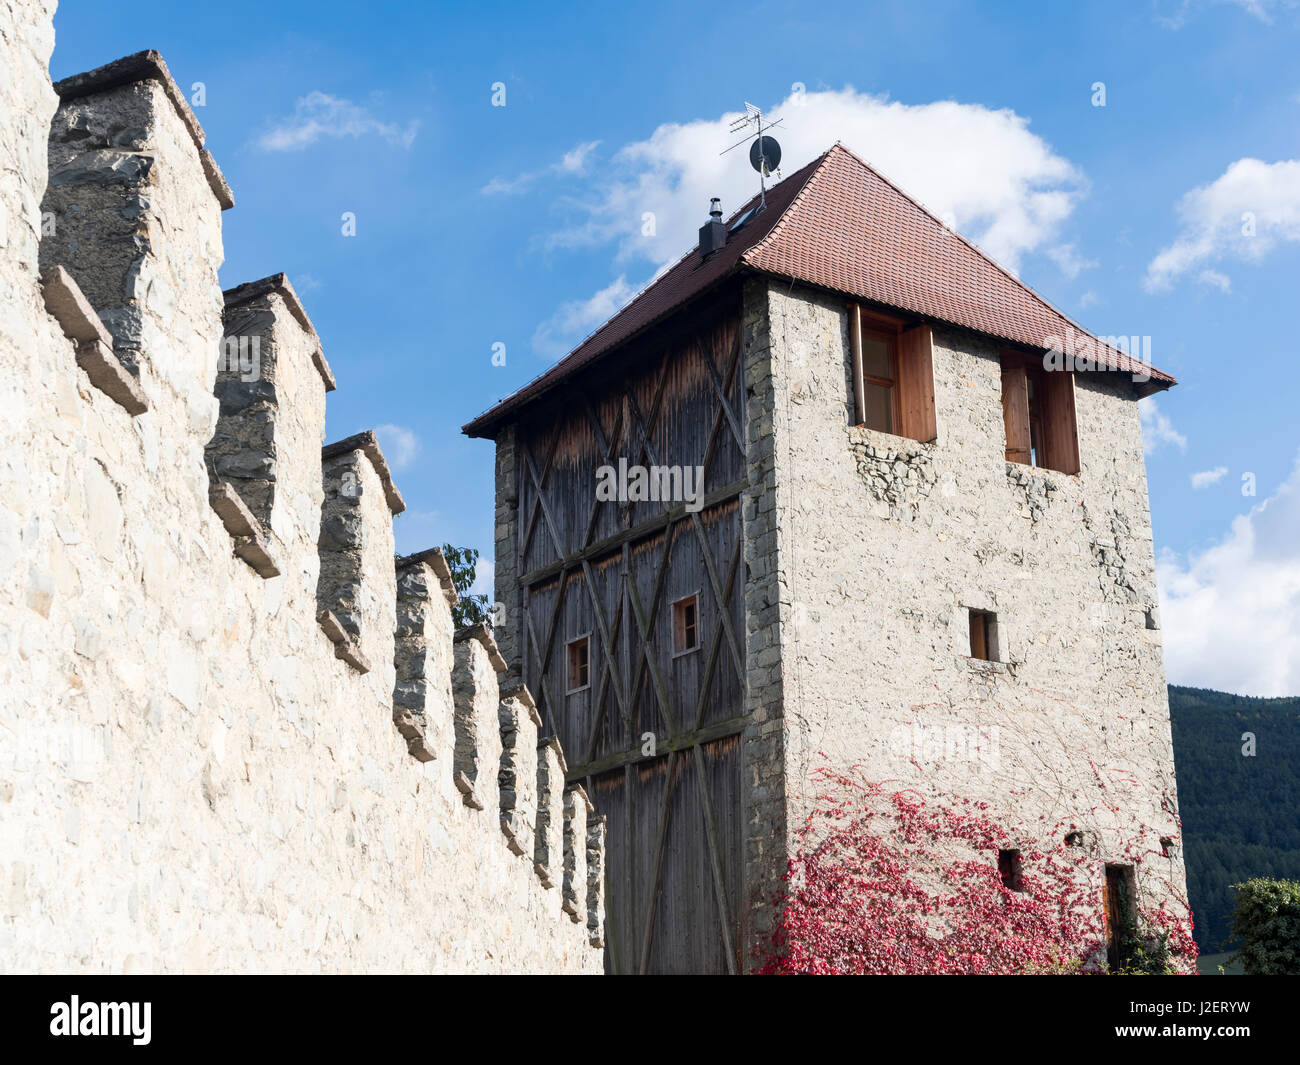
xmin=466 ymin=144 xmax=1190 ymax=973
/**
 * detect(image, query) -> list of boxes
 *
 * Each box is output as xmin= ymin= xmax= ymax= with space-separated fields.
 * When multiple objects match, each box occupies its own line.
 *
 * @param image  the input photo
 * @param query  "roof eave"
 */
xmin=460 ymin=266 xmax=756 ymax=439
xmin=741 ymin=268 xmax=1179 ymax=395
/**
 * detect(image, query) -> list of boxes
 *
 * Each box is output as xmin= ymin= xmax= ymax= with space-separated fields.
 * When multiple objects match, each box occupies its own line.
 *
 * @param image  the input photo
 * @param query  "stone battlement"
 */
xmin=0 ymin=0 xmax=602 ymax=973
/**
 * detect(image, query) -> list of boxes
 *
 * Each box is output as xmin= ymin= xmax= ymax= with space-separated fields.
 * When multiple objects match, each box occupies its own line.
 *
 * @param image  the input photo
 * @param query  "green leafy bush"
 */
xmin=440 ymin=544 xmax=493 ymax=630
xmin=1229 ymin=877 xmax=1300 ymax=975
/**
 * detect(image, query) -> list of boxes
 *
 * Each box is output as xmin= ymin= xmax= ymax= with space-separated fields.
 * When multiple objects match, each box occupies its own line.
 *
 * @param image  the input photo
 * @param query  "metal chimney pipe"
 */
xmin=699 ymin=198 xmax=726 ymax=260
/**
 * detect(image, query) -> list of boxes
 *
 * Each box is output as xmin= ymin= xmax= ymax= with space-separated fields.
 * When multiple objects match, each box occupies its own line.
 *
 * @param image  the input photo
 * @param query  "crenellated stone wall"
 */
xmin=0 ymin=3 xmax=601 ymax=974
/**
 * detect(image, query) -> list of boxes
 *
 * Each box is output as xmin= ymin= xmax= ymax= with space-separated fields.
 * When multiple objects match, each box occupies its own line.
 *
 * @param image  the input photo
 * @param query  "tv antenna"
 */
xmin=721 ymin=101 xmax=783 ymax=209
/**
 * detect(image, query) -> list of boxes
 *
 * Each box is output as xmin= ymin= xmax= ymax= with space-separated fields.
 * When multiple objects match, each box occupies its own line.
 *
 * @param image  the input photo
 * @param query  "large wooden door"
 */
xmin=513 ymin=307 xmax=747 ymax=972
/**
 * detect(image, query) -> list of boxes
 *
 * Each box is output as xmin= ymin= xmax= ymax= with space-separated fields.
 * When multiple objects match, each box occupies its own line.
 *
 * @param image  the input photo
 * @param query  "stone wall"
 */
xmin=0 ymin=2 xmax=601 ymax=974
xmin=744 ymin=277 xmax=1189 ymax=956
xmin=491 ymin=423 xmax=523 ymax=672
xmin=738 ymin=277 xmax=789 ymax=959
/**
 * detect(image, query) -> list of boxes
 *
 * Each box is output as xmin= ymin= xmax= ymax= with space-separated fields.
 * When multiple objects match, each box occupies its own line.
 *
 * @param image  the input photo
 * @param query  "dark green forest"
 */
xmin=1168 ymin=685 xmax=1300 ymax=952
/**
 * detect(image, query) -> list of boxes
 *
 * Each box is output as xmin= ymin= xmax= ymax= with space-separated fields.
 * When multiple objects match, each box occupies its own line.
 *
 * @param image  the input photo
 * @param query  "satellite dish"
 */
xmin=750 ymin=135 xmax=781 ymax=176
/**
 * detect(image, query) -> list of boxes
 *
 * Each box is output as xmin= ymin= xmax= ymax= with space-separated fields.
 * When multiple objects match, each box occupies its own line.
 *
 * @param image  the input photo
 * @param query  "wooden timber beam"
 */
xmin=519 ymin=478 xmax=747 ymax=589
xmin=566 ymin=714 xmax=748 ymax=782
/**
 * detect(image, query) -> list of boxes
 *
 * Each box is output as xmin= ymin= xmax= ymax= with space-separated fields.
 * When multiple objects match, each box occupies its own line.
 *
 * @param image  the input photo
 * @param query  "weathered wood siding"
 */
xmin=511 ymin=297 xmax=746 ymax=973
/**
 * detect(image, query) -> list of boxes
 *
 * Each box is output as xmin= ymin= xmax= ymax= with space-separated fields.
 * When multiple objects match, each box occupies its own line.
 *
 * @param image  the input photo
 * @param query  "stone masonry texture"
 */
xmin=746 ymin=278 xmax=1189 ymax=961
xmin=485 ymin=241 xmax=1190 ymax=972
xmin=0 ymin=0 xmax=601 ymax=974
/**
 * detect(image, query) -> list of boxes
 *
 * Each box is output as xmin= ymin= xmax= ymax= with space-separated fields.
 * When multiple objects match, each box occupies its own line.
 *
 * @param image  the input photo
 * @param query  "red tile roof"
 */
xmin=464 ymin=143 xmax=1173 ymax=437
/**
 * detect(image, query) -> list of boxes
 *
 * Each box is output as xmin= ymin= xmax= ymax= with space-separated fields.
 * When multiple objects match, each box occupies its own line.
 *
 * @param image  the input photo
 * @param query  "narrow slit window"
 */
xmin=1104 ymin=864 xmax=1137 ymax=969
xmin=968 ymin=609 xmax=997 ymax=661
xmin=567 ymin=636 xmax=590 ymax=692
xmin=673 ymin=594 xmax=700 ymax=654
xmin=998 ymin=849 xmax=1023 ymax=891
xmin=1027 ymin=373 xmax=1046 ymax=469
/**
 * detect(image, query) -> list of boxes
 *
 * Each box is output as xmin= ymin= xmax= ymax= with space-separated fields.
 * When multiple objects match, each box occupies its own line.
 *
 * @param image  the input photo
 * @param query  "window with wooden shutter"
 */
xmin=897 ymin=324 xmax=937 ymax=442
xmin=1001 ymin=357 xmax=1031 ymax=464
xmin=1000 ymin=350 xmax=1080 ymax=475
xmin=968 ymin=608 xmax=998 ymax=661
xmin=849 ymin=306 xmax=936 ymax=443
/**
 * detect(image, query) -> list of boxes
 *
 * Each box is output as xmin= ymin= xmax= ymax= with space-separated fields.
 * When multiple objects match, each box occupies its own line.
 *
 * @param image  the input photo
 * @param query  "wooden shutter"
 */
xmin=897 ymin=324 xmax=936 ymax=442
xmin=969 ymin=611 xmax=988 ymax=660
xmin=1040 ymin=368 xmax=1080 ymax=475
xmin=1000 ymin=354 xmax=1031 ymax=464
xmin=848 ymin=304 xmax=866 ymax=426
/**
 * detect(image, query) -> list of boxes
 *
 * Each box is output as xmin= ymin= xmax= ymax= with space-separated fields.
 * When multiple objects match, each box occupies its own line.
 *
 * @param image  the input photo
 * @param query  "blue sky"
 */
xmin=50 ymin=0 xmax=1300 ymax=694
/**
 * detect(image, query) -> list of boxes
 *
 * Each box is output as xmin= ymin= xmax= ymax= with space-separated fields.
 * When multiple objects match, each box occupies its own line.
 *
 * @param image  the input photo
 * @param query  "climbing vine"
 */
xmin=757 ymin=767 xmax=1197 ymax=975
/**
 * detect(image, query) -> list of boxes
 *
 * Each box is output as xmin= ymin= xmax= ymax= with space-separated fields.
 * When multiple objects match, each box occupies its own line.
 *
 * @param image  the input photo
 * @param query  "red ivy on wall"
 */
xmin=757 ymin=767 xmax=1197 ymax=975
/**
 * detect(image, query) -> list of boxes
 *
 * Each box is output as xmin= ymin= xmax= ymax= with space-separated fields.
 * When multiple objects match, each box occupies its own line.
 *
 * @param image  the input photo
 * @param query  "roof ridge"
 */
xmin=740 ymin=146 xmax=837 ymax=267
xmin=563 ymin=173 xmax=773 ymax=351
xmin=465 ymin=140 xmax=1173 ymax=436
xmin=462 ymin=157 xmax=824 ymax=432
xmin=563 ymin=167 xmax=809 ymax=357
xmin=826 ymin=142 xmax=1144 ymax=369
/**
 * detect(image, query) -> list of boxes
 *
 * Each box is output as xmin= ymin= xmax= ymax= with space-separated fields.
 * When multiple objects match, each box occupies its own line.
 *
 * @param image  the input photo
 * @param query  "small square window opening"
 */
xmin=673 ymin=595 xmax=700 ymax=654
xmin=567 ymin=636 xmax=590 ymax=692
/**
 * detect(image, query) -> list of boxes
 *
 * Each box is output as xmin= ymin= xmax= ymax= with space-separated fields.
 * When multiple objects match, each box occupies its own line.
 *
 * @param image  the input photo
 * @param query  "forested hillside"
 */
xmin=1168 ymin=685 xmax=1300 ymax=952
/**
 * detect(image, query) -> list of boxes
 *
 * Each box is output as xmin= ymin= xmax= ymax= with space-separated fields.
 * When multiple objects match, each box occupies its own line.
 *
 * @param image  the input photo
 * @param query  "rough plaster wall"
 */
xmin=754 ymin=279 xmax=1188 ymax=926
xmin=0 ymin=0 xmax=63 ymax=492
xmin=0 ymin=0 xmax=57 ymax=295
xmin=0 ymin=0 xmax=599 ymax=974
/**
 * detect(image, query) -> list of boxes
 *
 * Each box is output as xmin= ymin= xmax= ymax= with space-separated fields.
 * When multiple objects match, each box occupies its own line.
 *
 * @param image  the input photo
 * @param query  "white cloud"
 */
xmin=257 ymin=92 xmax=418 ymax=152
xmin=557 ymin=141 xmax=600 ymax=174
xmin=1191 ymin=466 xmax=1229 ymax=489
xmin=1156 ymin=0 xmax=1296 ymax=28
xmin=1077 ymin=290 xmax=1101 ymax=309
xmin=1196 ymin=268 xmax=1232 ymax=292
xmin=1158 ymin=450 xmax=1300 ymax=696
xmin=543 ymin=87 xmax=1085 ymax=276
xmin=471 ymin=557 xmax=495 ymax=600
xmin=1139 ymin=397 xmax=1187 ymax=454
xmin=1046 ymin=243 xmax=1098 ymax=280
xmin=481 ymin=173 xmax=534 ymax=196
xmin=1230 ymin=0 xmax=1296 ymax=18
xmin=482 ymin=140 xmax=602 ymax=195
xmin=532 ymin=275 xmax=636 ymax=360
xmin=374 ymin=424 xmax=421 ymax=471
xmin=1144 ymin=158 xmax=1300 ymax=290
